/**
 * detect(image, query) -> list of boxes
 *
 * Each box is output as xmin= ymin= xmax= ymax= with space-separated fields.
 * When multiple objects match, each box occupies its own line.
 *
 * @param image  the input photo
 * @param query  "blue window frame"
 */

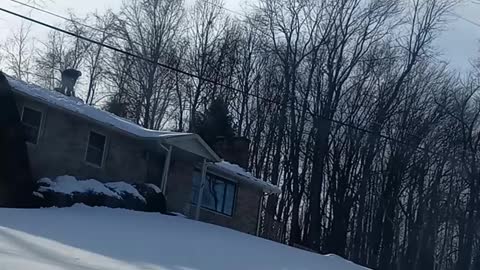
xmin=191 ymin=171 xmax=236 ymax=216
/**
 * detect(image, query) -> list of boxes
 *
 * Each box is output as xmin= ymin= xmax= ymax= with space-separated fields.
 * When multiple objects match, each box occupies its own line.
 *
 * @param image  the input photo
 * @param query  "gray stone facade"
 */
xmin=15 ymin=95 xmax=150 ymax=183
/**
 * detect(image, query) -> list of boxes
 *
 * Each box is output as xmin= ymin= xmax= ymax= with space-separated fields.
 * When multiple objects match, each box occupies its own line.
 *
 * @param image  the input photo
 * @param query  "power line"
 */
xmin=8 ymin=0 xmax=146 ymax=47
xmin=0 ymin=6 xmax=451 ymax=157
xmin=7 ymin=0 xmax=243 ymax=74
xmin=9 ymin=0 xmax=91 ymax=27
xmin=449 ymin=11 xmax=480 ymax=28
xmin=201 ymin=0 xmax=247 ymax=18
xmin=0 ymin=7 xmax=245 ymax=96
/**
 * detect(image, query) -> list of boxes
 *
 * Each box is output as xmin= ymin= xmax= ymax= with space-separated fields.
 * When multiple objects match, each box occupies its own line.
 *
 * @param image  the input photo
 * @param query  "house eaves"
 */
xmin=208 ymin=161 xmax=281 ymax=195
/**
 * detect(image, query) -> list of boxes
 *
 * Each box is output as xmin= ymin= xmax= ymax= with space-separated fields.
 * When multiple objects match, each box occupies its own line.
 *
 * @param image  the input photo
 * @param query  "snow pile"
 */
xmin=106 ymin=182 xmax=146 ymax=202
xmin=39 ymin=175 xmax=121 ymax=199
xmin=212 ymin=161 xmax=281 ymax=194
xmin=0 ymin=205 xmax=369 ymax=270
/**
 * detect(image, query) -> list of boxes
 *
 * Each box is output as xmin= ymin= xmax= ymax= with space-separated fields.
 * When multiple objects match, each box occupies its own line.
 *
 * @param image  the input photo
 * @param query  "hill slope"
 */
xmin=0 ymin=205 xmax=369 ymax=270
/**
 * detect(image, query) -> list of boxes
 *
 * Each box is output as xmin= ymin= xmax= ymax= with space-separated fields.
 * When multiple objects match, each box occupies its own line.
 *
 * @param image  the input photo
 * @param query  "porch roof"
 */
xmin=208 ymin=161 xmax=281 ymax=195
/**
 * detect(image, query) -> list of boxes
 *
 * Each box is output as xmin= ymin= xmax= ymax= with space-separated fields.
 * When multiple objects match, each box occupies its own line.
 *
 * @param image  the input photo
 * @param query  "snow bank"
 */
xmin=0 ymin=205 xmax=369 ymax=270
xmin=38 ymin=175 xmax=121 ymax=199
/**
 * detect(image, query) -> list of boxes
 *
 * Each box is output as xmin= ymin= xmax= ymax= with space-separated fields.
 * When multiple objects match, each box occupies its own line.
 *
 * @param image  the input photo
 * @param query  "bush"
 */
xmin=74 ymin=191 xmax=123 ymax=208
xmin=113 ymin=191 xmax=146 ymax=211
xmin=134 ymin=183 xmax=167 ymax=214
xmin=35 ymin=176 xmax=166 ymax=214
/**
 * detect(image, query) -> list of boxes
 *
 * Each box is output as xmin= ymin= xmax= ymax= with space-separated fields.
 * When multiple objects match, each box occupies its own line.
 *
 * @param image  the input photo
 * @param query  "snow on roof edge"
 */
xmin=209 ymin=161 xmax=281 ymax=194
xmin=7 ymin=76 xmax=189 ymax=140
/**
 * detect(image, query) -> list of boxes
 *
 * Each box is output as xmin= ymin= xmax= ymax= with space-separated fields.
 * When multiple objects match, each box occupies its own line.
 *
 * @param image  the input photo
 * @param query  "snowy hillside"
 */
xmin=0 ymin=205 xmax=369 ymax=270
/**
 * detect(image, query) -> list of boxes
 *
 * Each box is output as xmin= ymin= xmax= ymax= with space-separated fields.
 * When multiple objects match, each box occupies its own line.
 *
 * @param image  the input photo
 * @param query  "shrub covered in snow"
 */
xmin=106 ymin=182 xmax=146 ymax=210
xmin=35 ymin=176 xmax=166 ymax=213
xmin=134 ymin=183 xmax=167 ymax=214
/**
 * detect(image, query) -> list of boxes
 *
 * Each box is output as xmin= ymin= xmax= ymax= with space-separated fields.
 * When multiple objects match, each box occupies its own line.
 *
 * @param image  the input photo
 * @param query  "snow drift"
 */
xmin=0 ymin=205 xmax=369 ymax=270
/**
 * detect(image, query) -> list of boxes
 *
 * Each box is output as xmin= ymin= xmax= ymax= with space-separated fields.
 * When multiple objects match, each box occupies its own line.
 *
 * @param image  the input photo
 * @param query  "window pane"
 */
xmin=211 ymin=180 xmax=225 ymax=212
xmin=192 ymin=171 xmax=201 ymax=187
xmin=223 ymin=183 xmax=236 ymax=216
xmin=86 ymin=132 xmax=106 ymax=166
xmin=86 ymin=146 xmax=103 ymax=166
xmin=22 ymin=107 xmax=41 ymax=127
xmin=21 ymin=107 xmax=42 ymax=144
xmin=190 ymin=172 xmax=237 ymax=216
xmin=202 ymin=178 xmax=218 ymax=210
xmin=24 ymin=125 xmax=39 ymax=144
xmin=89 ymin=132 xmax=106 ymax=149
xmin=191 ymin=171 xmax=201 ymax=203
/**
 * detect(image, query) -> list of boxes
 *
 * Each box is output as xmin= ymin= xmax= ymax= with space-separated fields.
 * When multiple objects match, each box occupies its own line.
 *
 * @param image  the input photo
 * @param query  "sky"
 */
xmin=0 ymin=0 xmax=479 ymax=72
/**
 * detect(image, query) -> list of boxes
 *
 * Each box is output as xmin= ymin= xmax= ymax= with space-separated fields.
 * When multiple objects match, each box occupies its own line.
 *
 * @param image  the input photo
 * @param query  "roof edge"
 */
xmin=208 ymin=164 xmax=281 ymax=195
xmin=163 ymin=134 xmax=221 ymax=162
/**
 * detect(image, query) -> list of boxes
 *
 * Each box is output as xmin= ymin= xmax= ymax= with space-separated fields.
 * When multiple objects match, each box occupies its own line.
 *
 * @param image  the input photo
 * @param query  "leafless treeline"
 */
xmin=3 ymin=0 xmax=480 ymax=269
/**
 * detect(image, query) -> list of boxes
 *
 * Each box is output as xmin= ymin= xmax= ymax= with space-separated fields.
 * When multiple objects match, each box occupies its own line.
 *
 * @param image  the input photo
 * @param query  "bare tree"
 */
xmin=2 ymin=21 xmax=34 ymax=81
xmin=114 ymin=0 xmax=184 ymax=128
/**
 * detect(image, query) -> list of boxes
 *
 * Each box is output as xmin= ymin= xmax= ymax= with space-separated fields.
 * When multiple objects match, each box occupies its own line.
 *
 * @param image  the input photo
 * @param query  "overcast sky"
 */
xmin=0 ymin=0 xmax=479 ymax=72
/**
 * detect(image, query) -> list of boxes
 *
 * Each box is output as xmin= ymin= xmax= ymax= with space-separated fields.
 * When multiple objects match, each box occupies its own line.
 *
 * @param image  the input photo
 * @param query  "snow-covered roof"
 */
xmin=209 ymin=161 xmax=281 ymax=194
xmin=7 ymin=76 xmax=220 ymax=162
xmin=7 ymin=76 xmax=188 ymax=140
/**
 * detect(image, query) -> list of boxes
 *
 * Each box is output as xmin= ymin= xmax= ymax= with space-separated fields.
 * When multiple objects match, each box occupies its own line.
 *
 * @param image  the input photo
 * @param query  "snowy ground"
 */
xmin=0 ymin=205 xmax=369 ymax=270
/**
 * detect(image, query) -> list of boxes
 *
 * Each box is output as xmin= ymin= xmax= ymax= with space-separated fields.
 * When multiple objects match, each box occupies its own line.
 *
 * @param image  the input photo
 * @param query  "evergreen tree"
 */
xmin=104 ymin=93 xmax=128 ymax=118
xmin=192 ymin=97 xmax=234 ymax=146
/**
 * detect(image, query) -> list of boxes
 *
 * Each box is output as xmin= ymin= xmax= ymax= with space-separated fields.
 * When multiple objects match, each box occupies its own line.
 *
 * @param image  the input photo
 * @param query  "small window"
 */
xmin=21 ymin=106 xmax=42 ymax=144
xmin=191 ymin=171 xmax=237 ymax=216
xmin=85 ymin=131 xmax=106 ymax=167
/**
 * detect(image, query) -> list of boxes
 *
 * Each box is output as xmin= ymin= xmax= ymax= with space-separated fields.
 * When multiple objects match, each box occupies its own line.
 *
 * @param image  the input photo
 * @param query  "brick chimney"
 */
xmin=213 ymin=137 xmax=250 ymax=168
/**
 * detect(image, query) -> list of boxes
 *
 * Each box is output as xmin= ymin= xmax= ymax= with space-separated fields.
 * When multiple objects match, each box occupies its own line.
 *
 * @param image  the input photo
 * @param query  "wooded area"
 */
xmin=1 ymin=0 xmax=480 ymax=269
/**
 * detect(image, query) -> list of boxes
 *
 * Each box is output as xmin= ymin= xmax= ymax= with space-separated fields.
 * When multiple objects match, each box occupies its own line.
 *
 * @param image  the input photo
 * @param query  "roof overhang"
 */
xmin=6 ymin=76 xmax=220 ymax=163
xmin=159 ymin=134 xmax=221 ymax=162
xmin=208 ymin=163 xmax=281 ymax=195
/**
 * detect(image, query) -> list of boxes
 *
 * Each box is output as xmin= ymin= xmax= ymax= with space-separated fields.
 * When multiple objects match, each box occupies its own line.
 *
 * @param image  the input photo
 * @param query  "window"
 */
xmin=191 ymin=171 xmax=236 ymax=216
xmin=85 ymin=131 xmax=106 ymax=167
xmin=21 ymin=106 xmax=42 ymax=144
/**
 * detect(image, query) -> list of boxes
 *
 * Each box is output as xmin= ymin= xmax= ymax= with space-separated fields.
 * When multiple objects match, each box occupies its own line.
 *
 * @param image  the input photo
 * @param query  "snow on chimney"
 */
xmin=56 ymin=69 xmax=82 ymax=97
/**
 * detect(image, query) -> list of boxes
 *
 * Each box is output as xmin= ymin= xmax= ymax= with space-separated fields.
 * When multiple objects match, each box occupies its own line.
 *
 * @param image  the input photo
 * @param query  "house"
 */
xmin=4 ymin=74 xmax=280 ymax=236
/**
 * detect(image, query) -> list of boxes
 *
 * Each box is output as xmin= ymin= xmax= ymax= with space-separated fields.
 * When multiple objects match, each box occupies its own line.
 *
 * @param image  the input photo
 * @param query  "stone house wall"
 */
xmin=15 ymin=95 xmax=149 ymax=183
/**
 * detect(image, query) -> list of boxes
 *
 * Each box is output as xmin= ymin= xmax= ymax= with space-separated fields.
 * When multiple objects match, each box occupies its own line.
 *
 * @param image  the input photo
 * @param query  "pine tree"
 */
xmin=192 ymin=97 xmax=234 ymax=146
